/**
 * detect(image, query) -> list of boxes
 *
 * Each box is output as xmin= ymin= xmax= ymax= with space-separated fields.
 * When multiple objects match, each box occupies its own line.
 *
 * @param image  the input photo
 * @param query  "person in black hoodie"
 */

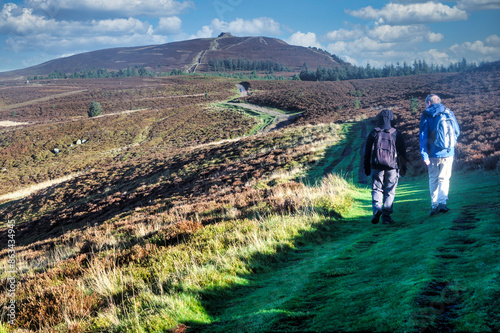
xmin=364 ymin=109 xmax=407 ymax=224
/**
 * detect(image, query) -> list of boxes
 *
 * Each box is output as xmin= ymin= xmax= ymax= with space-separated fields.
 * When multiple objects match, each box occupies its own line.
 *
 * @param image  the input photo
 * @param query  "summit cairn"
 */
xmin=218 ymin=32 xmax=234 ymax=38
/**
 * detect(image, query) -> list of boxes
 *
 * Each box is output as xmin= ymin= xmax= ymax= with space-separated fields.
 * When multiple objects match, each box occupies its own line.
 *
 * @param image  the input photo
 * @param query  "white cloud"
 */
xmin=427 ymin=32 xmax=444 ymax=43
xmin=485 ymin=34 xmax=500 ymax=46
xmin=192 ymin=25 xmax=213 ymax=39
xmin=6 ymin=31 xmax=167 ymax=54
xmin=27 ymin=0 xmax=195 ymax=18
xmin=457 ymin=0 xmax=500 ymax=11
xmin=368 ymin=24 xmax=443 ymax=43
xmin=347 ymin=2 xmax=468 ymax=25
xmin=0 ymin=3 xmax=167 ymax=54
xmin=287 ymin=31 xmax=322 ymax=48
xmin=157 ymin=16 xmax=182 ymax=34
xmin=450 ymin=35 xmax=500 ymax=59
xmin=0 ymin=3 xmax=154 ymax=38
xmin=326 ymin=36 xmax=396 ymax=65
xmin=193 ymin=17 xmax=281 ymax=39
xmin=324 ymin=24 xmax=443 ymax=62
xmin=89 ymin=18 xmax=151 ymax=35
xmin=326 ymin=27 xmax=365 ymax=41
xmin=212 ymin=17 xmax=281 ymax=35
xmin=413 ymin=48 xmax=454 ymax=65
xmin=0 ymin=4 xmax=57 ymax=35
xmin=327 ymin=33 xmax=500 ymax=68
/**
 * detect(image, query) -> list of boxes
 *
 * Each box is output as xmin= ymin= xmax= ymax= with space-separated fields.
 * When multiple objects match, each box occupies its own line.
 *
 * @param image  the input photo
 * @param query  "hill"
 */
xmin=0 ymin=69 xmax=499 ymax=332
xmin=0 ymin=33 xmax=346 ymax=79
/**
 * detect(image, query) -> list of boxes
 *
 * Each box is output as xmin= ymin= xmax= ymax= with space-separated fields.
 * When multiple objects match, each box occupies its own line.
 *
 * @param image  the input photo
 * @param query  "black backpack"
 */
xmin=372 ymin=127 xmax=398 ymax=169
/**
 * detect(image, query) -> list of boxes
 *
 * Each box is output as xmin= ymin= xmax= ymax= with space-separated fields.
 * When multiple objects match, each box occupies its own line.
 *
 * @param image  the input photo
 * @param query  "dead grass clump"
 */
xmin=264 ymin=174 xmax=354 ymax=218
xmin=13 ymin=275 xmax=103 ymax=331
xmin=117 ymin=243 xmax=157 ymax=266
xmin=148 ymin=219 xmax=203 ymax=247
xmin=265 ymin=181 xmax=305 ymax=214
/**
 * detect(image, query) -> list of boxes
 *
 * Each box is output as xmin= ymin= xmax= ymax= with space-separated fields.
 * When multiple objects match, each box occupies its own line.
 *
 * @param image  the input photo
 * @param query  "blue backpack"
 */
xmin=433 ymin=109 xmax=459 ymax=151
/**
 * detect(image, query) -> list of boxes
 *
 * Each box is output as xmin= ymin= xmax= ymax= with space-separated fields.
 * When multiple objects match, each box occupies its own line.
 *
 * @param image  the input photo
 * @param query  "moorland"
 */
xmin=0 ymin=63 xmax=499 ymax=332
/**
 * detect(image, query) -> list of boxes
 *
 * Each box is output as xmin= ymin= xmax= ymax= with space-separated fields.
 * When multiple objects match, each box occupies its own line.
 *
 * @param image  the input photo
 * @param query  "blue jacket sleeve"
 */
xmin=419 ymin=113 xmax=430 ymax=161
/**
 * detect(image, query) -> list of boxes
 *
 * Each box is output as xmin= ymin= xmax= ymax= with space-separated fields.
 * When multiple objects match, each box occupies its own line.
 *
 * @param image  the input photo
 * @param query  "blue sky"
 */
xmin=0 ymin=0 xmax=499 ymax=72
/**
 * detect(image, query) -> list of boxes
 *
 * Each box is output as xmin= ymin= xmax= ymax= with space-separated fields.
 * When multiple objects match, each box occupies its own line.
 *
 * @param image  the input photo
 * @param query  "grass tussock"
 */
xmin=266 ymin=173 xmax=354 ymax=217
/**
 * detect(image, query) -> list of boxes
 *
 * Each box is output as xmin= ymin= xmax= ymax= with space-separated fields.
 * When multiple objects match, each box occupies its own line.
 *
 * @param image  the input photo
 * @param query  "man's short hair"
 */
xmin=425 ymin=94 xmax=441 ymax=105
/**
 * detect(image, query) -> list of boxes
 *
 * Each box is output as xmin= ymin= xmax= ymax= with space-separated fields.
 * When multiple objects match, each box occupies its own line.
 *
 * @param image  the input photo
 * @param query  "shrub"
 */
xmin=88 ymin=101 xmax=103 ymax=117
xmin=410 ymin=96 xmax=419 ymax=114
xmin=353 ymin=98 xmax=361 ymax=109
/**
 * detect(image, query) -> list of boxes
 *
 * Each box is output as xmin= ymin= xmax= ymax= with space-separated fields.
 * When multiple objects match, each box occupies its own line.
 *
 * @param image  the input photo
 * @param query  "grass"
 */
xmin=2 ymin=113 xmax=499 ymax=332
xmin=177 ymin=170 xmax=499 ymax=333
xmin=71 ymin=152 xmax=499 ymax=332
xmin=79 ymin=174 xmax=356 ymax=332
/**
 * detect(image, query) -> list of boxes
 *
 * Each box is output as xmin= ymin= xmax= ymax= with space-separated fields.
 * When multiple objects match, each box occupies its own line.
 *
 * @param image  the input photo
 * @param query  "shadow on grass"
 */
xmin=181 ymin=183 xmax=376 ymax=331
xmin=182 ymin=215 xmax=365 ymax=333
xmin=178 ymin=145 xmax=439 ymax=332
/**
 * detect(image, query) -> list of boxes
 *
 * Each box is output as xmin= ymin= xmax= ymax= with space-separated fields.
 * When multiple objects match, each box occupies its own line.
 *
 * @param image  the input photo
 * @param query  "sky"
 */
xmin=0 ymin=0 xmax=499 ymax=72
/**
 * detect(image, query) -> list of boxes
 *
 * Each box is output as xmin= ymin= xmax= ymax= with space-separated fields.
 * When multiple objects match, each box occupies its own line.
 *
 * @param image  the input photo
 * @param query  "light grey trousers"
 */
xmin=427 ymin=156 xmax=454 ymax=209
xmin=371 ymin=168 xmax=399 ymax=217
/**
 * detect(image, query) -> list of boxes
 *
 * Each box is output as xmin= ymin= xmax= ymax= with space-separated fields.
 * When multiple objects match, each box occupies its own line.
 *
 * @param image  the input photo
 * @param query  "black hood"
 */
xmin=377 ymin=109 xmax=393 ymax=129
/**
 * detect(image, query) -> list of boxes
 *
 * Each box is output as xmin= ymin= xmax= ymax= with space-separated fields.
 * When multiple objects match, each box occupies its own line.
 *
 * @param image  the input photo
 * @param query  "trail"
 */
xmin=0 ymin=89 xmax=87 ymax=111
xmin=226 ymin=101 xmax=300 ymax=134
xmin=0 ymin=172 xmax=84 ymax=203
xmin=192 ymin=121 xmax=500 ymax=332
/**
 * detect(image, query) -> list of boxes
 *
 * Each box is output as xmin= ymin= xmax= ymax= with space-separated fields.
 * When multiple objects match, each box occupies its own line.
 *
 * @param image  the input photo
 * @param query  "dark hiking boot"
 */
xmin=438 ymin=203 xmax=450 ymax=213
xmin=382 ymin=216 xmax=395 ymax=224
xmin=429 ymin=206 xmax=440 ymax=216
xmin=371 ymin=210 xmax=382 ymax=224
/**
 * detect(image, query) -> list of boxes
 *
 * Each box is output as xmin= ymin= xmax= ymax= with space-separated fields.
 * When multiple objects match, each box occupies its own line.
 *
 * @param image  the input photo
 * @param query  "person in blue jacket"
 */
xmin=419 ymin=94 xmax=460 ymax=216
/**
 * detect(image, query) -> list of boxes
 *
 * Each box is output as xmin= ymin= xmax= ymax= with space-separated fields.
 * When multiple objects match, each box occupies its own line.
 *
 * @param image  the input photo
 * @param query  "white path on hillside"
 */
xmin=0 ymin=172 xmax=84 ymax=202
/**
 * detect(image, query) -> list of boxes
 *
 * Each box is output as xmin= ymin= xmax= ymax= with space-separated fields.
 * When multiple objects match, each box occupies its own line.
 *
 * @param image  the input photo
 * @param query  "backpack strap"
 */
xmin=375 ymin=127 xmax=396 ymax=134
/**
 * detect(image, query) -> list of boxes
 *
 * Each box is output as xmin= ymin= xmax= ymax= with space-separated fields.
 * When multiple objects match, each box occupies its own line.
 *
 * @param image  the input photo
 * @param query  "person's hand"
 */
xmin=365 ymin=168 xmax=371 ymax=176
xmin=424 ymin=159 xmax=430 ymax=166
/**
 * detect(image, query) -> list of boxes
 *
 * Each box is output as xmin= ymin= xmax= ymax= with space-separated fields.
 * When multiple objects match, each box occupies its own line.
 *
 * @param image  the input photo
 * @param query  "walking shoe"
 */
xmin=382 ymin=216 xmax=395 ymax=224
xmin=438 ymin=203 xmax=450 ymax=213
xmin=371 ymin=210 xmax=382 ymax=224
xmin=429 ymin=206 xmax=440 ymax=216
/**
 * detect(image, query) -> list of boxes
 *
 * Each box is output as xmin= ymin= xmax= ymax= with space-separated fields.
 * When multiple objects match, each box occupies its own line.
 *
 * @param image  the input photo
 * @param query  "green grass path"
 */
xmin=187 ymin=122 xmax=500 ymax=332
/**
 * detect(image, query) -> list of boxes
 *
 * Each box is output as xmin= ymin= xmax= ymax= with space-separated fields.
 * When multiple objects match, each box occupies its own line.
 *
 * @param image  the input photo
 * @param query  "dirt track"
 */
xmin=0 ymin=89 xmax=87 ymax=111
xmin=227 ymin=101 xmax=299 ymax=134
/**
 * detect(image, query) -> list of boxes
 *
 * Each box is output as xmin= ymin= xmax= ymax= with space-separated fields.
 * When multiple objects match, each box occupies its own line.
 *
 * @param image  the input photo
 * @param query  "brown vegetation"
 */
xmin=0 ymin=68 xmax=498 ymax=331
xmin=245 ymin=70 xmax=500 ymax=172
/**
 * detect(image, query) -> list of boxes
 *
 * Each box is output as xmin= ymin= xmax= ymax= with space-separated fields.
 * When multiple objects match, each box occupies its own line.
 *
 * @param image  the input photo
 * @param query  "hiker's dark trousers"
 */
xmin=371 ymin=168 xmax=399 ymax=217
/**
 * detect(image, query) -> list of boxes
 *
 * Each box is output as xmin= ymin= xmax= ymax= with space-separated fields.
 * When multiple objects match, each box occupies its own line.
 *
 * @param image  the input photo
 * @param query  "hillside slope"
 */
xmin=0 ymin=71 xmax=498 ymax=332
xmin=0 ymin=33 xmax=344 ymax=79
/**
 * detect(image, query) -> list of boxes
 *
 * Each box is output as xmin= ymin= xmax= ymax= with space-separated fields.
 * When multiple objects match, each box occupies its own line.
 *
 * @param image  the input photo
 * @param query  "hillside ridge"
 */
xmin=0 ymin=34 xmax=345 ymax=79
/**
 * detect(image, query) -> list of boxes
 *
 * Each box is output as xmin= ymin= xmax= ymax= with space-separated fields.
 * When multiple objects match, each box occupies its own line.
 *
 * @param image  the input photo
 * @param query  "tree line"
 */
xmin=299 ymin=58 xmax=484 ymax=81
xmin=29 ymin=67 xmax=186 ymax=80
xmin=29 ymin=58 xmax=487 ymax=82
xmin=207 ymin=58 xmax=291 ymax=73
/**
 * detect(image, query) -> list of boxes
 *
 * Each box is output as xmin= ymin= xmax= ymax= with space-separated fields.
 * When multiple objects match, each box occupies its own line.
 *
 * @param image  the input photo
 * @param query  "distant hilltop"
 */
xmin=218 ymin=32 xmax=234 ymax=38
xmin=0 ymin=33 xmax=348 ymax=79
